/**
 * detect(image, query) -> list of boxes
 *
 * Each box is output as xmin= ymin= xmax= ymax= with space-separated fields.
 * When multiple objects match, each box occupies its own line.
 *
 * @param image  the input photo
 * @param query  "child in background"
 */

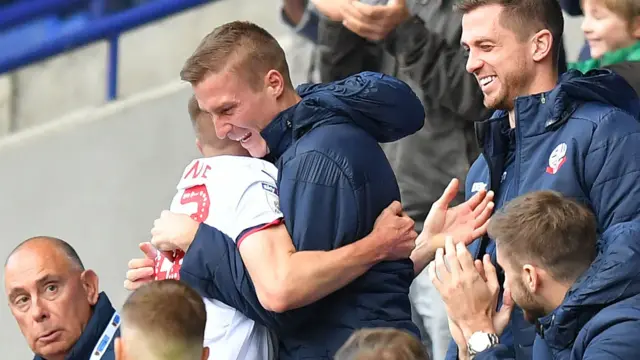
xmin=569 ymin=0 xmax=639 ymax=73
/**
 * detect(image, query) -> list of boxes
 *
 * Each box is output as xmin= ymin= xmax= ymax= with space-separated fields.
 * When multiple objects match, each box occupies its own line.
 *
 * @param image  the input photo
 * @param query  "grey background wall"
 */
xmin=0 ymin=82 xmax=197 ymax=359
xmin=0 ymin=4 xmax=585 ymax=357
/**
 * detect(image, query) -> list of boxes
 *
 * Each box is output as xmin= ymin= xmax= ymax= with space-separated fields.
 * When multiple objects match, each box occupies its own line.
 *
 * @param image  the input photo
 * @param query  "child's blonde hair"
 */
xmin=583 ymin=0 xmax=640 ymax=28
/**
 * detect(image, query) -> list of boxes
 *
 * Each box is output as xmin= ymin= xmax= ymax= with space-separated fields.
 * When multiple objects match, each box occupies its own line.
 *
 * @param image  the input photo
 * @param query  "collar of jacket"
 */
xmin=33 ymin=292 xmax=116 ymax=360
xmin=474 ymin=68 xmax=638 ymax=156
xmin=261 ymin=105 xmax=296 ymax=163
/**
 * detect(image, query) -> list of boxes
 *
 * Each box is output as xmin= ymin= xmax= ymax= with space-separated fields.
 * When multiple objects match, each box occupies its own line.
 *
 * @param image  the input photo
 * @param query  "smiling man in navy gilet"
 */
xmin=146 ymin=21 xmax=424 ymax=360
xmin=442 ymin=0 xmax=640 ymax=359
xmin=4 ymin=236 xmax=119 ymax=360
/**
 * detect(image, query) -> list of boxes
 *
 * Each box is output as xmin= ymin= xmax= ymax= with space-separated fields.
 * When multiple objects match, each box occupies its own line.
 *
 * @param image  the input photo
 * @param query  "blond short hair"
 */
xmin=181 ymin=21 xmax=293 ymax=91
xmin=335 ymin=328 xmax=429 ymax=360
xmin=120 ymin=280 xmax=206 ymax=360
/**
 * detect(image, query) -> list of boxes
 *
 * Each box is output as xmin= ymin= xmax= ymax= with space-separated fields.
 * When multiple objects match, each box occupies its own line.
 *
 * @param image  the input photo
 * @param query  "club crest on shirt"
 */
xmin=262 ymin=182 xmax=278 ymax=195
xmin=546 ymin=143 xmax=568 ymax=175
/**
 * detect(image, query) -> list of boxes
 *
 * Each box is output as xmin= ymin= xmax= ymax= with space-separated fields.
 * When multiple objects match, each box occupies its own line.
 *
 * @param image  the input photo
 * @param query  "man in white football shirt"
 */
xmin=126 ymin=95 xmax=279 ymax=360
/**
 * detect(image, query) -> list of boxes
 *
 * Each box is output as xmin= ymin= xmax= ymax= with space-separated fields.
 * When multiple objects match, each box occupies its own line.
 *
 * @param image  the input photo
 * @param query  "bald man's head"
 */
xmin=4 ymin=236 xmax=99 ymax=360
xmin=5 ymin=236 xmax=84 ymax=270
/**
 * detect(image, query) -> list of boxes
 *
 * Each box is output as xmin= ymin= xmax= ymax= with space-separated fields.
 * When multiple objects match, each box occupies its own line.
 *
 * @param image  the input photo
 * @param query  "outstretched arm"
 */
xmin=152 ymin=165 xmax=416 ymax=315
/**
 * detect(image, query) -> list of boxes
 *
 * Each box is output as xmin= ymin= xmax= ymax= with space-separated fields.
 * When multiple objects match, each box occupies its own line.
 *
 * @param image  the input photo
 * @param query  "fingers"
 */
xmin=152 ymin=237 xmax=177 ymax=251
xmin=124 ymin=278 xmax=152 ymax=291
xmin=386 ymin=200 xmax=403 ymax=215
xmin=455 ymin=241 xmax=476 ymax=272
xmin=444 ymin=237 xmax=462 ymax=275
xmin=126 ymin=266 xmax=154 ymax=282
xmin=434 ymin=248 xmax=452 ymax=284
xmin=342 ymin=5 xmax=388 ymax=40
xmin=435 ymin=178 xmax=460 ymax=210
xmin=495 ymin=285 xmax=515 ymax=335
xmin=502 ymin=285 xmax=514 ymax=308
xmin=483 ymin=254 xmax=499 ymax=291
xmin=472 ymin=190 xmax=494 ymax=218
xmin=428 ymin=261 xmax=443 ymax=290
xmin=475 ymin=259 xmax=487 ymax=282
xmin=465 ymin=188 xmax=488 ymax=212
xmin=471 ymin=204 xmax=494 ymax=240
xmin=128 ymin=257 xmax=154 ymax=270
xmin=351 ymin=1 xmax=386 ymax=20
xmin=139 ymin=242 xmax=158 ymax=260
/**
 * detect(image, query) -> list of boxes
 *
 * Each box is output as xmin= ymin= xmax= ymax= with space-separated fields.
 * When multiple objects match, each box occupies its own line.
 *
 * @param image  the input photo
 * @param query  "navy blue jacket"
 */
xmin=476 ymin=221 xmax=640 ymax=360
xmin=445 ymin=69 xmax=640 ymax=360
xmin=180 ymin=72 xmax=425 ymax=359
xmin=34 ymin=292 xmax=119 ymax=360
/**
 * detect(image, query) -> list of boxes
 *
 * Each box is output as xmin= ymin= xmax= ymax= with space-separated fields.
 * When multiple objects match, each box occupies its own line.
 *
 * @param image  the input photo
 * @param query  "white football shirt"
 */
xmin=163 ymin=155 xmax=282 ymax=360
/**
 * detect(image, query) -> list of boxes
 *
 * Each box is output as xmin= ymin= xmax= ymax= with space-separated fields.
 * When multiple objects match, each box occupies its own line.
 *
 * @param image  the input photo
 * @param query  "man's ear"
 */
xmin=265 ymin=69 xmax=286 ymax=98
xmin=522 ymin=264 xmax=539 ymax=293
xmin=531 ymin=29 xmax=554 ymax=63
xmin=202 ymin=346 xmax=210 ymax=360
xmin=80 ymin=270 xmax=100 ymax=305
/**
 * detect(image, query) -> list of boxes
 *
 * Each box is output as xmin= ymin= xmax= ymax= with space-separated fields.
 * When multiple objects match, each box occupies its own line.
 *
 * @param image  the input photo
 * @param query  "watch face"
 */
xmin=469 ymin=332 xmax=494 ymax=352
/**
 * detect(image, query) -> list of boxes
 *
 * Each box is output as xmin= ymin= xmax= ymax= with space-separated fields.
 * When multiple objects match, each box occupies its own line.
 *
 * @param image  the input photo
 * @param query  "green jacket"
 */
xmin=569 ymin=41 xmax=640 ymax=73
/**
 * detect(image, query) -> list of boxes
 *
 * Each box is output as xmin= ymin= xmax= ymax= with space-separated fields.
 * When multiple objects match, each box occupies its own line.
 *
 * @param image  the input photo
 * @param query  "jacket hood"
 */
xmin=292 ymin=72 xmax=424 ymax=143
xmin=546 ymin=69 xmax=640 ymax=122
xmin=261 ymin=72 xmax=424 ymax=161
xmin=540 ymin=221 xmax=640 ymax=349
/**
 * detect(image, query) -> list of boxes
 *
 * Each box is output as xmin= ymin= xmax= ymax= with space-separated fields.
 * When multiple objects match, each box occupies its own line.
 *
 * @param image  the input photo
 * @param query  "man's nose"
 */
xmin=466 ymin=52 xmax=483 ymax=74
xmin=213 ymin=117 xmax=233 ymax=140
xmin=30 ymin=298 xmax=49 ymax=323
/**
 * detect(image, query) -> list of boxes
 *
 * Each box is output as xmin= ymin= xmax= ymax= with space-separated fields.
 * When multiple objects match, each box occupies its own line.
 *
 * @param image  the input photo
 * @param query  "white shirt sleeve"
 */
xmin=230 ymin=168 xmax=283 ymax=245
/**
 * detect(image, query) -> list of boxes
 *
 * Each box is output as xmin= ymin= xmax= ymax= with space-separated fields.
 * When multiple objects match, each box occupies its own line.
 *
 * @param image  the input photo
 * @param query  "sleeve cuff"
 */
xmin=280 ymin=5 xmax=319 ymax=43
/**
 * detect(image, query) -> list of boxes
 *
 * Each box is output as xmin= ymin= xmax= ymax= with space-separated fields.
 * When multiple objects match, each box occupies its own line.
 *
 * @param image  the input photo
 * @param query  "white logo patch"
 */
xmin=546 ymin=143 xmax=568 ymax=175
xmin=472 ymin=182 xmax=487 ymax=192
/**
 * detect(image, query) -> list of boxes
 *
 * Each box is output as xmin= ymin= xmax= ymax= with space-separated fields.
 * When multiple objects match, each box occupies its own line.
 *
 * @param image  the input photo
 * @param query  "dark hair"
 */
xmin=121 ymin=280 xmax=207 ymax=357
xmin=456 ymin=0 xmax=565 ymax=65
xmin=6 ymin=236 xmax=84 ymax=270
xmin=488 ymin=191 xmax=597 ymax=283
xmin=335 ymin=328 xmax=429 ymax=360
xmin=181 ymin=21 xmax=292 ymax=90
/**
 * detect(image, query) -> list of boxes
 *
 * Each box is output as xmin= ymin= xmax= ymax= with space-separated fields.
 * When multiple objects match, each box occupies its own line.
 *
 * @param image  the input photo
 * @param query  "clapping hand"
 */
xmin=411 ymin=178 xmax=494 ymax=275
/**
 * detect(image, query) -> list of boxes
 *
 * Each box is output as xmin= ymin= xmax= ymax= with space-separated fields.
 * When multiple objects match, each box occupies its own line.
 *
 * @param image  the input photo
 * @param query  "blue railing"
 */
xmin=0 ymin=0 xmax=214 ymax=101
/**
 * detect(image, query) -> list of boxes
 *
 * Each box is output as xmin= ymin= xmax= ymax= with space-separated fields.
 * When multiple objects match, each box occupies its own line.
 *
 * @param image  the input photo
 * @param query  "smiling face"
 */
xmin=193 ymin=68 xmax=286 ymax=158
xmin=581 ymin=0 xmax=640 ymax=59
xmin=461 ymin=4 xmax=538 ymax=111
xmin=4 ymin=241 xmax=98 ymax=360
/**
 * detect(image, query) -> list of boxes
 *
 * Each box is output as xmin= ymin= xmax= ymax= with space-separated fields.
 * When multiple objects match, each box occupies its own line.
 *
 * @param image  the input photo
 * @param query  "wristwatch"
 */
xmin=467 ymin=331 xmax=499 ymax=359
